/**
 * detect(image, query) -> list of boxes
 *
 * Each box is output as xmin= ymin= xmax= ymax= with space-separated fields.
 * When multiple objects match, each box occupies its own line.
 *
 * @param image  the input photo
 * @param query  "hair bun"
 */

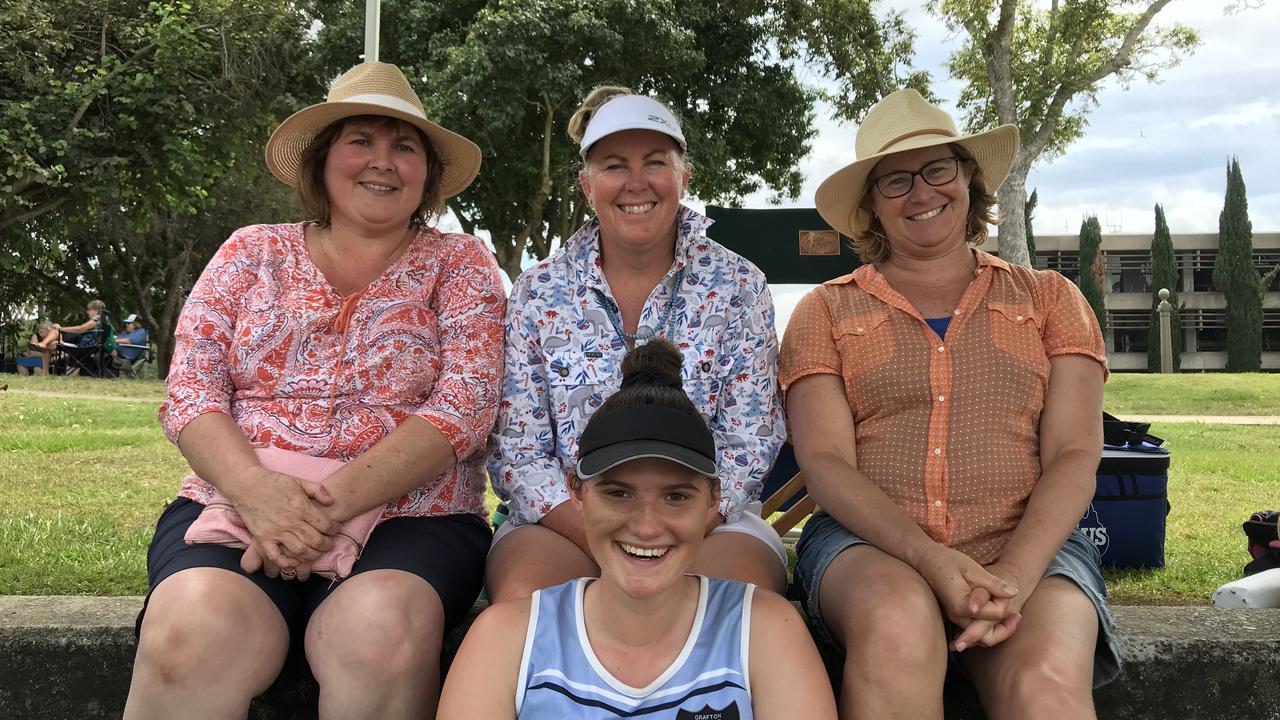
xmin=618 ymin=338 xmax=684 ymax=390
xmin=619 ymin=368 xmax=682 ymax=391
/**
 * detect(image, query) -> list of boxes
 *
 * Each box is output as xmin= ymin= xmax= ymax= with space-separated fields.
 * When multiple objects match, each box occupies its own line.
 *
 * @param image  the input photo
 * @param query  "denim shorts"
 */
xmin=794 ymin=511 xmax=1122 ymax=688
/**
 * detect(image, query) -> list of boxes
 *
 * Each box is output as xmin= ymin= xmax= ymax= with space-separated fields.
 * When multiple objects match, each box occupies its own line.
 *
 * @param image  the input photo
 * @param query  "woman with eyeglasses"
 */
xmin=779 ymin=89 xmax=1120 ymax=719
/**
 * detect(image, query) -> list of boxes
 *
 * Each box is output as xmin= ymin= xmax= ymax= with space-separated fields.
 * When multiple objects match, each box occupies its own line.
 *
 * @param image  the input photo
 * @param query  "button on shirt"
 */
xmin=778 ymin=250 xmax=1106 ymax=563
xmin=488 ymin=206 xmax=785 ymax=525
xmin=159 ymin=223 xmax=507 ymax=519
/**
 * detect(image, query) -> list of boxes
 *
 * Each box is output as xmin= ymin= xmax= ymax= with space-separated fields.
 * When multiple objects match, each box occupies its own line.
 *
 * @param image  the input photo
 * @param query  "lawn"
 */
xmin=0 ymin=373 xmax=1277 ymax=602
xmin=1104 ymin=372 xmax=1280 ymax=416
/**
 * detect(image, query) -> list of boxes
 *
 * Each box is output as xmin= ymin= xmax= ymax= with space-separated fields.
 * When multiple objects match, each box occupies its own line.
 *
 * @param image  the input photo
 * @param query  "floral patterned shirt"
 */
xmin=488 ymin=206 xmax=785 ymax=525
xmin=159 ymin=223 xmax=506 ymax=518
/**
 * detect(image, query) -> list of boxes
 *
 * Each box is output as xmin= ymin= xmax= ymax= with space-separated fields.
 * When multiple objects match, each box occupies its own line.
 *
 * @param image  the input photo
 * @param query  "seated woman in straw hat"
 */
xmin=124 ymin=61 xmax=505 ymax=719
xmin=484 ymin=86 xmax=789 ymax=604
xmin=779 ymin=89 xmax=1120 ymax=719
xmin=441 ymin=339 xmax=835 ymax=720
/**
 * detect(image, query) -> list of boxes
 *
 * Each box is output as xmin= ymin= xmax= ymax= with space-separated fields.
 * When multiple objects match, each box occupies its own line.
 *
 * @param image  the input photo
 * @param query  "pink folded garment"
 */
xmin=184 ymin=446 xmax=383 ymax=581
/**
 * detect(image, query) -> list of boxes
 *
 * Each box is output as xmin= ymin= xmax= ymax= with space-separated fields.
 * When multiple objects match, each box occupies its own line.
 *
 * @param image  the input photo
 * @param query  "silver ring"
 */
xmin=280 ymin=568 xmax=297 ymax=578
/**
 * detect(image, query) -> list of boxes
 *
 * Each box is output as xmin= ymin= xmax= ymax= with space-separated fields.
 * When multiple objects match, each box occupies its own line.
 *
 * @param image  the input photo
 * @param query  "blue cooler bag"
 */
xmin=1077 ymin=445 xmax=1171 ymax=569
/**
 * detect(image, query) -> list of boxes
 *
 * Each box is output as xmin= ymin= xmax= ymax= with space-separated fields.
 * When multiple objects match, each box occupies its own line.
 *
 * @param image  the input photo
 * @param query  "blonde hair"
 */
xmin=88 ymin=299 xmax=106 ymax=313
xmin=296 ymin=115 xmax=444 ymax=227
xmin=569 ymin=85 xmax=688 ymax=171
xmin=851 ymin=143 xmax=999 ymax=265
xmin=567 ymin=85 xmax=634 ymax=146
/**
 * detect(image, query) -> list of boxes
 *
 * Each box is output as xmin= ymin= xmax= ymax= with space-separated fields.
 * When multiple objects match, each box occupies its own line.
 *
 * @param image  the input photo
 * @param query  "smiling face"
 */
xmin=867 ymin=145 xmax=974 ymax=259
xmin=579 ymin=129 xmax=691 ymax=255
xmin=572 ymin=457 xmax=718 ymax=599
xmin=323 ymin=118 xmax=430 ymax=233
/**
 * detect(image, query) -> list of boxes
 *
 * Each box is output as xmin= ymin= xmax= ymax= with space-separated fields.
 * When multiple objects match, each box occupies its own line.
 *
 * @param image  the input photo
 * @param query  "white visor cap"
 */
xmin=578 ymin=95 xmax=687 ymax=158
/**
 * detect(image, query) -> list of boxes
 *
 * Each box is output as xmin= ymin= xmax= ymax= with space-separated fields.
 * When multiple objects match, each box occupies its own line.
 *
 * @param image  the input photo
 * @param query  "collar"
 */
xmin=568 ymin=205 xmax=713 ymax=289
xmin=828 ymin=247 xmax=1011 ymax=289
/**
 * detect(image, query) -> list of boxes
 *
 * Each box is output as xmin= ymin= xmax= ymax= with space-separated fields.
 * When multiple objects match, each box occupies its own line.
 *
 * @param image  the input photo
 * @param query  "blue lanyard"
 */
xmin=592 ymin=267 xmax=685 ymax=345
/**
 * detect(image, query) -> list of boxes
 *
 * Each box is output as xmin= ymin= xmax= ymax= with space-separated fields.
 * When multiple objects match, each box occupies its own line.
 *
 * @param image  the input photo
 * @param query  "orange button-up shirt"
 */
xmin=779 ymin=250 xmax=1106 ymax=563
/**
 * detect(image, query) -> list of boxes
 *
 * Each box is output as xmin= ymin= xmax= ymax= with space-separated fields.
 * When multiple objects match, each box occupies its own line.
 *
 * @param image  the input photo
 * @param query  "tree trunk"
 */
xmin=996 ymin=155 xmax=1032 ymax=267
xmin=493 ymin=244 xmax=523 ymax=284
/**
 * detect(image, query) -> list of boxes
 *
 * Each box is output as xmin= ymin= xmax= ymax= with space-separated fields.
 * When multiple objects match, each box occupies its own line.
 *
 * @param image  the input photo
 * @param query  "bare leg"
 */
xmin=306 ymin=569 xmax=446 ymax=720
xmin=124 ymin=568 xmax=289 ymax=720
xmin=819 ymin=545 xmax=949 ymax=720
xmin=963 ymin=576 xmax=1099 ymax=720
xmin=689 ymin=531 xmax=787 ymax=593
xmin=484 ymin=523 xmax=599 ymax=603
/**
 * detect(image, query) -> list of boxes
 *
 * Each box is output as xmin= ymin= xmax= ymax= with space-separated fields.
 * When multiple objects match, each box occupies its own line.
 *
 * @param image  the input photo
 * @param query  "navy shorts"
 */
xmin=138 ymin=497 xmax=491 ymax=641
xmin=794 ymin=511 xmax=1122 ymax=688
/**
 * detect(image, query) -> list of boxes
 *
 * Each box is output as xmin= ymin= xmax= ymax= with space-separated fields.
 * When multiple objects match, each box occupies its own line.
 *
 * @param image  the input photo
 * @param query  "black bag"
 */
xmin=1243 ymin=510 xmax=1280 ymax=576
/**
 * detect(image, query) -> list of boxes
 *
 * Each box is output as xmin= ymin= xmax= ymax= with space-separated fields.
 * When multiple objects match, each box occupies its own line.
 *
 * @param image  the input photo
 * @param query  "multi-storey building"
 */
xmin=1026 ymin=232 xmax=1280 ymax=371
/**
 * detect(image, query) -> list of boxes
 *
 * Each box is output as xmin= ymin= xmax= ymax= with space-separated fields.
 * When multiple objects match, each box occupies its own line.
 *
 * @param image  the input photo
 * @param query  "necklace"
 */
xmin=592 ymin=267 xmax=685 ymax=344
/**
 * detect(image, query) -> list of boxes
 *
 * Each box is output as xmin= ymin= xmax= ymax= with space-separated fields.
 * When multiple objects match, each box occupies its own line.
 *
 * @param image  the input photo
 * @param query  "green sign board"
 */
xmin=704 ymin=206 xmax=862 ymax=284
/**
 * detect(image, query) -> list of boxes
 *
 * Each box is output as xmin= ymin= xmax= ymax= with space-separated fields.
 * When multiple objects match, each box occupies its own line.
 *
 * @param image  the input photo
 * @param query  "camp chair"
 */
xmin=59 ymin=312 xmax=117 ymax=377
xmin=761 ymin=442 xmax=816 ymax=537
xmin=113 ymin=342 xmax=152 ymax=379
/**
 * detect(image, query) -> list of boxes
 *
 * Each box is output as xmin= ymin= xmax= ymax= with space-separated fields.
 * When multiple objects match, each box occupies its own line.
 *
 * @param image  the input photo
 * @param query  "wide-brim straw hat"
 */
xmin=815 ymin=89 xmax=1019 ymax=239
xmin=265 ymin=62 xmax=481 ymax=199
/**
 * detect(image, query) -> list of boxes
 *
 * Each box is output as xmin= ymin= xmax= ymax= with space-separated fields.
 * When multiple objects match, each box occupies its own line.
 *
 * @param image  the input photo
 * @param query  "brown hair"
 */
xmin=88 ymin=299 xmax=106 ymax=313
xmin=295 ymin=115 xmax=444 ymax=227
xmin=570 ymin=338 xmax=716 ymax=494
xmin=852 ymin=143 xmax=999 ymax=265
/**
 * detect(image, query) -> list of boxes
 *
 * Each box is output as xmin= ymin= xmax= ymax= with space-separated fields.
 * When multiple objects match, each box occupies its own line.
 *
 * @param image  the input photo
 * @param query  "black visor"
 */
xmin=576 ymin=405 xmax=717 ymax=480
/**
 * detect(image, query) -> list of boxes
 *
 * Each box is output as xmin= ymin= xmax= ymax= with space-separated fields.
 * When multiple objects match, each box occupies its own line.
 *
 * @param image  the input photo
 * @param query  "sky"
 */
xmin=703 ymin=1 xmax=1280 ymax=238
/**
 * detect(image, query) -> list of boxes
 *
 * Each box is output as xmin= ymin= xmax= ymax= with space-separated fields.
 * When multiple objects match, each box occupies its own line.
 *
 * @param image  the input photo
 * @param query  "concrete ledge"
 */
xmin=3 ymin=597 xmax=1279 ymax=719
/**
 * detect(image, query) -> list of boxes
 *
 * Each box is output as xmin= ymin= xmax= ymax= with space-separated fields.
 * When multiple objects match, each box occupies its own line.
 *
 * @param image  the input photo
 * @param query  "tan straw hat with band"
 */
xmin=265 ymin=62 xmax=481 ymax=199
xmin=815 ymin=89 xmax=1019 ymax=239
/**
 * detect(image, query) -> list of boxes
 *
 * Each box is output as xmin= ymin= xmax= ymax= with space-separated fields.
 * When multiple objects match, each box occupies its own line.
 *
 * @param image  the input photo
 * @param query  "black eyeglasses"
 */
xmin=871 ymin=156 xmax=965 ymax=199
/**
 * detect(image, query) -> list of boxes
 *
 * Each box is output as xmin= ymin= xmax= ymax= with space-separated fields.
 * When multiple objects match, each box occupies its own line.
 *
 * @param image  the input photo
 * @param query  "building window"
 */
xmin=1255 ymin=250 xmax=1280 ymax=292
xmin=1183 ymin=249 xmax=1218 ymax=292
xmin=1037 ymin=251 xmax=1079 ymax=284
xmin=1106 ymin=251 xmax=1153 ymax=294
xmin=1185 ymin=308 xmax=1227 ymax=352
xmin=1265 ymin=310 xmax=1280 ymax=352
xmin=1108 ymin=309 xmax=1151 ymax=353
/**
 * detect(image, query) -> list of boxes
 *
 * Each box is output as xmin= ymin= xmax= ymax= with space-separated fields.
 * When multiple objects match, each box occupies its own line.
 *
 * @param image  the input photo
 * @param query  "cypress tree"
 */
xmin=1025 ymin=189 xmax=1038 ymax=269
xmin=1078 ymin=215 xmax=1107 ymax=334
xmin=1147 ymin=204 xmax=1182 ymax=371
xmin=1213 ymin=157 xmax=1261 ymax=372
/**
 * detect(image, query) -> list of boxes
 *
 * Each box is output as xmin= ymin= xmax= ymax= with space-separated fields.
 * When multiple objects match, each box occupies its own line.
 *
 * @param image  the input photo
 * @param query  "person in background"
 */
xmin=441 ymin=339 xmax=835 ymax=720
xmin=781 ymin=89 xmax=1120 ymax=719
xmin=112 ymin=314 xmax=149 ymax=373
xmin=55 ymin=299 xmax=108 ymax=376
xmin=124 ymin=61 xmax=504 ymax=720
xmin=16 ymin=320 xmax=59 ymax=375
xmin=486 ymin=86 xmax=788 ymax=603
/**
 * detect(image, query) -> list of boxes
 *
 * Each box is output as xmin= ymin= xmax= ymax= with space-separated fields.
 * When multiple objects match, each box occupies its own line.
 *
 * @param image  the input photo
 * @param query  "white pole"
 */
xmin=364 ymin=0 xmax=381 ymax=62
xmin=1158 ymin=288 xmax=1173 ymax=373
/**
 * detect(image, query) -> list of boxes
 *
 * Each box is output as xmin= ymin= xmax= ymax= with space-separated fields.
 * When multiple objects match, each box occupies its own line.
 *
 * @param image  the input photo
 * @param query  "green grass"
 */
xmin=4 ymin=374 xmax=167 ymax=400
xmin=1104 ymin=373 xmax=1280 ymax=416
xmin=0 ymin=373 xmax=1276 ymax=602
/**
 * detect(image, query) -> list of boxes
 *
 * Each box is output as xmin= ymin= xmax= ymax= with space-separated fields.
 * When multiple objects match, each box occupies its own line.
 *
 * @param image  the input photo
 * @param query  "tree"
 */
xmin=1078 ymin=215 xmax=1107 ymax=335
xmin=305 ymin=0 xmax=820 ymax=279
xmin=771 ymin=0 xmax=935 ymax=122
xmin=1147 ymin=203 xmax=1181 ymax=371
xmin=1213 ymin=158 xmax=1262 ymax=372
xmin=1024 ymin=188 xmax=1038 ymax=268
xmin=1 ymin=0 xmax=317 ymax=374
xmin=931 ymin=0 xmax=1199 ymax=266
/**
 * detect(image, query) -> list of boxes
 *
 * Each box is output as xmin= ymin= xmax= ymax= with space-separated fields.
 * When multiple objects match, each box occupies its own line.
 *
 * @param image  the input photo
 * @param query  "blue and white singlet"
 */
xmin=517 ymin=575 xmax=755 ymax=719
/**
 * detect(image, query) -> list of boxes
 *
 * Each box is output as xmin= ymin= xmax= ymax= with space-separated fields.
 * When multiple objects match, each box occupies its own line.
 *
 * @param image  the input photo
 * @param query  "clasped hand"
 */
xmin=228 ymin=467 xmax=338 ymax=582
xmin=916 ymin=545 xmax=1025 ymax=651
